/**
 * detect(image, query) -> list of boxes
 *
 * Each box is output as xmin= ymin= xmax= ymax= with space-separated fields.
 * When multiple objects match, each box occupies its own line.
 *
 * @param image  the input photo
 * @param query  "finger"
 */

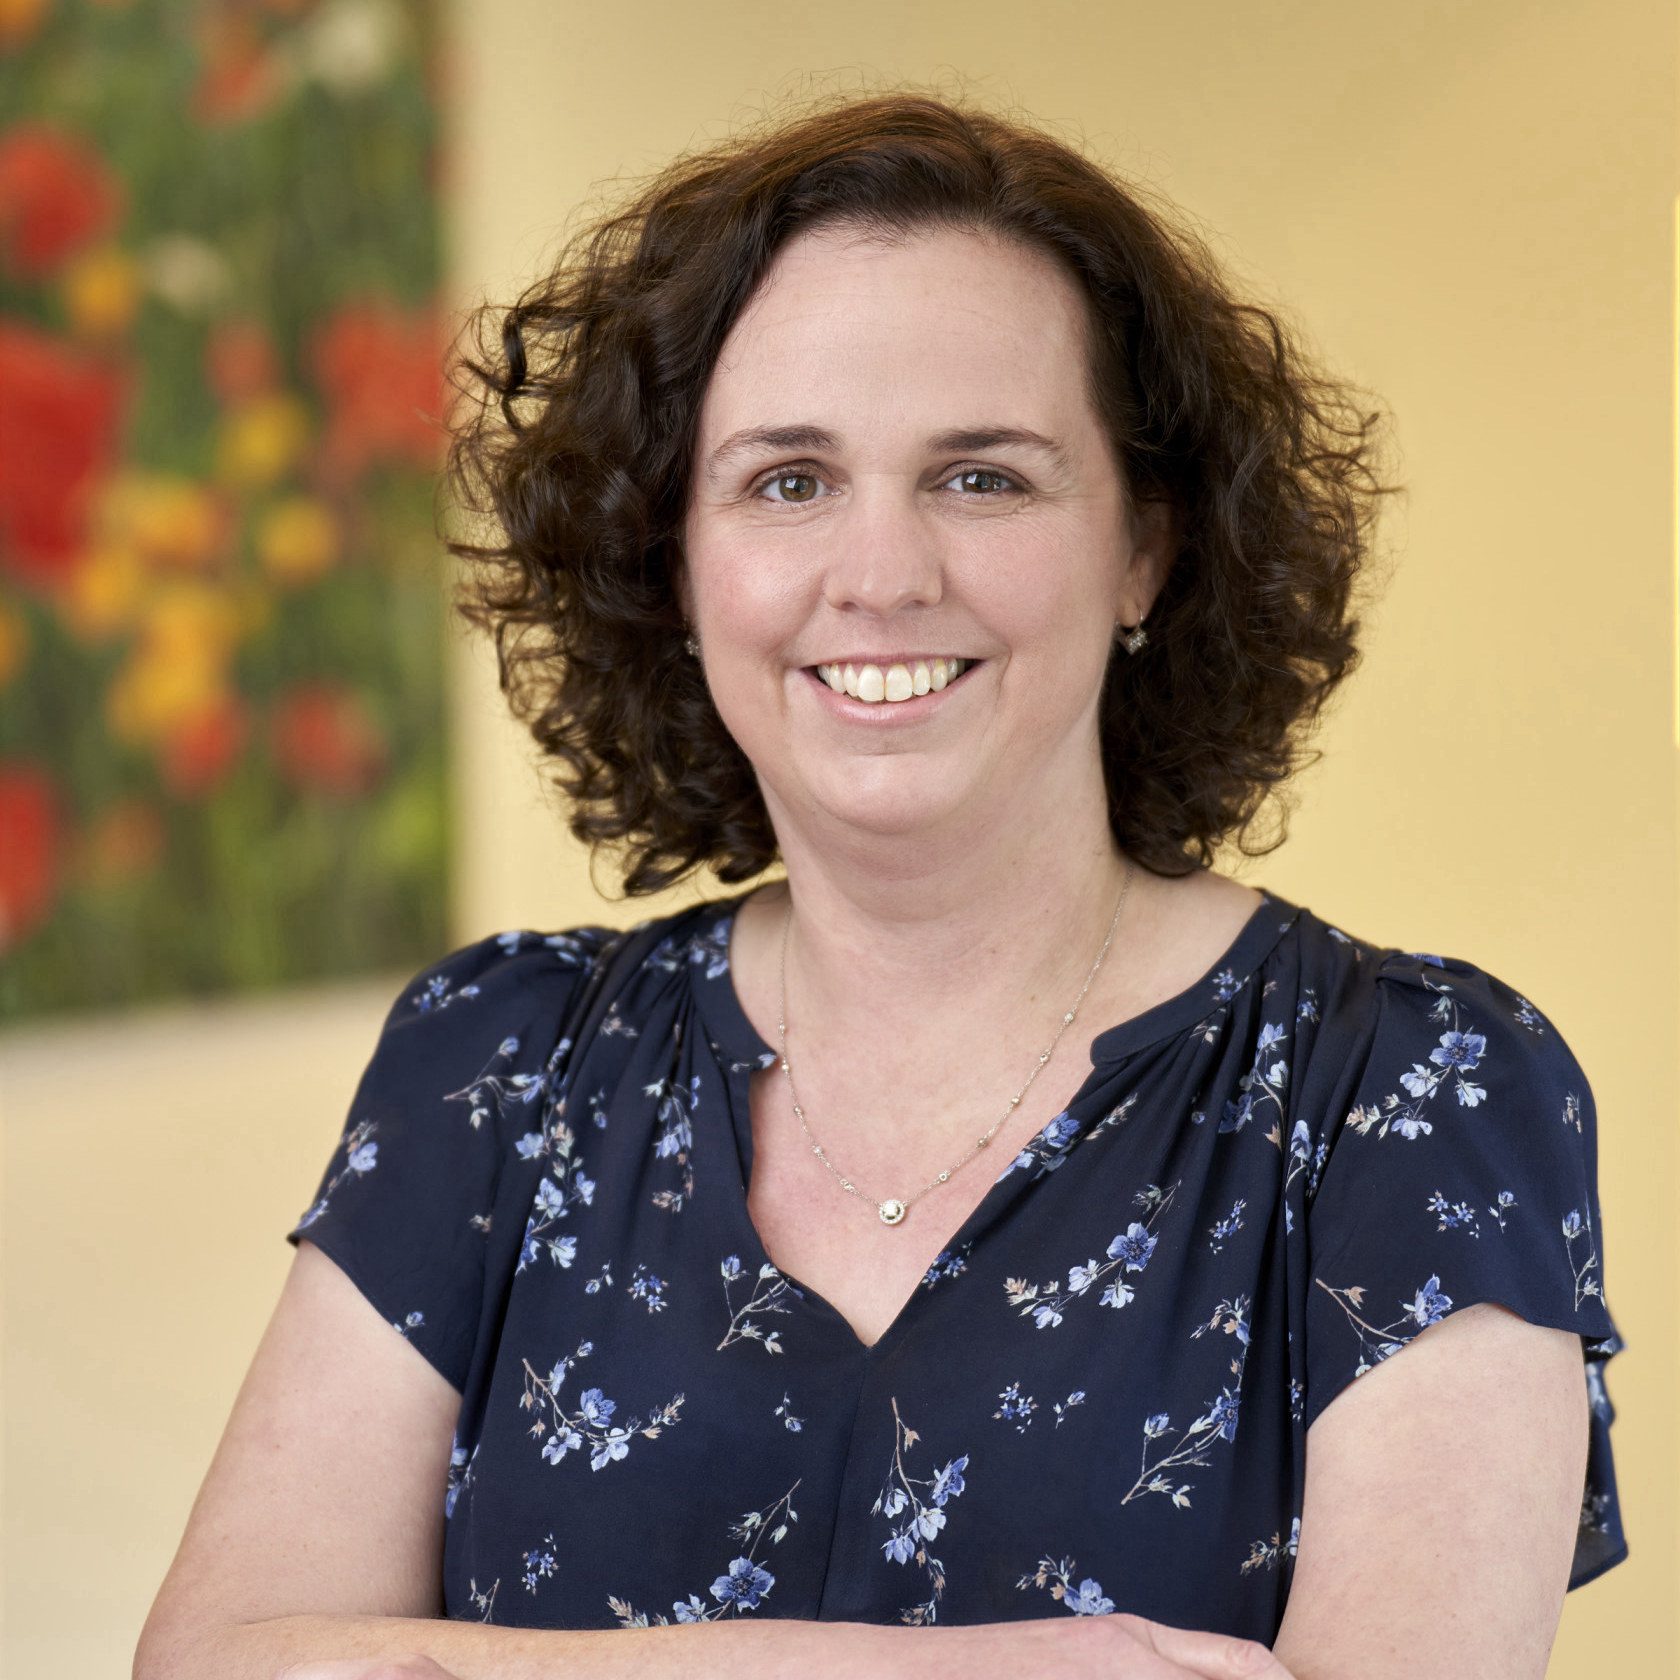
xmin=1111 ymin=1614 xmax=1289 ymax=1679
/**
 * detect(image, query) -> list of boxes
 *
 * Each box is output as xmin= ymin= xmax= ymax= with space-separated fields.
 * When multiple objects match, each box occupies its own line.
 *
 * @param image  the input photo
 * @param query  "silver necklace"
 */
xmin=776 ymin=859 xmax=1135 ymax=1227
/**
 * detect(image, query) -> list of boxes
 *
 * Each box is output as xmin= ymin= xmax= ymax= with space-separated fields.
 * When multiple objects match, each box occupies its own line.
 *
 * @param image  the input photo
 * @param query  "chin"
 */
xmin=798 ymin=759 xmax=979 ymax=843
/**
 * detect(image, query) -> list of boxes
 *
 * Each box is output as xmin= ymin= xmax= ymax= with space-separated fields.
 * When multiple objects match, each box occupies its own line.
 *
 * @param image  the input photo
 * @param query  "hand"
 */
xmin=932 ymin=1612 xmax=1295 ymax=1680
xmin=1109 ymin=1616 xmax=1295 ymax=1678
xmin=274 ymin=1659 xmax=464 ymax=1680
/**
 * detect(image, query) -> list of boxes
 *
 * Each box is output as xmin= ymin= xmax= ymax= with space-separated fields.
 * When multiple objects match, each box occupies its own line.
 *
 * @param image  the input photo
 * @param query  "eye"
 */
xmin=760 ymin=472 xmax=823 ymax=504
xmin=945 ymin=468 xmax=1018 ymax=495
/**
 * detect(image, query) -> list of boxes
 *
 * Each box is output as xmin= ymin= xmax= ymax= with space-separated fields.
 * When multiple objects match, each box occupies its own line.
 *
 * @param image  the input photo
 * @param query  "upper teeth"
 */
xmin=816 ymin=658 xmax=967 ymax=702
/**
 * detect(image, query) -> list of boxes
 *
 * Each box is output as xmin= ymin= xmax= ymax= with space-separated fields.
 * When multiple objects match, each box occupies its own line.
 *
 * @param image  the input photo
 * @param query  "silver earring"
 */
xmin=684 ymin=631 xmax=700 ymax=657
xmin=1117 ymin=621 xmax=1149 ymax=655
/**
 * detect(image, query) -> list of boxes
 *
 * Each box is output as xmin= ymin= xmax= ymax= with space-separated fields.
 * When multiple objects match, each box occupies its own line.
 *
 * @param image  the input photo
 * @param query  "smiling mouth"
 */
xmin=810 ymin=657 xmax=971 ymax=704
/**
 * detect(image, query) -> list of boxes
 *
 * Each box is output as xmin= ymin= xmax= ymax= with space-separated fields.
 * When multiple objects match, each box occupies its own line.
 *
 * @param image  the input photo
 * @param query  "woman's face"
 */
xmin=682 ymin=222 xmax=1168 ymax=855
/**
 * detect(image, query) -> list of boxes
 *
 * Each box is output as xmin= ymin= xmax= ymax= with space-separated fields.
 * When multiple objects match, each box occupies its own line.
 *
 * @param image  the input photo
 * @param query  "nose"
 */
xmin=820 ymin=477 xmax=944 ymax=617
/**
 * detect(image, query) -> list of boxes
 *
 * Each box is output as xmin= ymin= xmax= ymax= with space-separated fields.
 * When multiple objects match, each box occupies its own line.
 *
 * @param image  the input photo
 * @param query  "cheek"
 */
xmin=681 ymin=532 xmax=807 ymax=760
xmin=968 ymin=515 xmax=1123 ymax=647
xmin=684 ymin=518 xmax=812 ymax=645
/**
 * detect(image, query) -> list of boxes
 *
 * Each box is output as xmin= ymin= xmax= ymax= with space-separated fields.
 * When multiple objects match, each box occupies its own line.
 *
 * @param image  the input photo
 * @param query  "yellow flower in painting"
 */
xmin=141 ymin=581 xmax=245 ymax=662
xmin=215 ymin=393 xmax=311 ymax=490
xmin=62 ymin=245 xmax=141 ymax=337
xmin=107 ymin=649 xmax=226 ymax=746
xmin=100 ymin=473 xmax=226 ymax=571
xmin=0 ymin=599 xmax=26 ymax=688
xmin=0 ymin=0 xmax=52 ymax=49
xmin=105 ymin=582 xmax=244 ymax=745
xmin=101 ymin=470 xmax=228 ymax=574
xmin=255 ymin=495 xmax=340 ymax=585
xmin=60 ymin=543 xmax=146 ymax=641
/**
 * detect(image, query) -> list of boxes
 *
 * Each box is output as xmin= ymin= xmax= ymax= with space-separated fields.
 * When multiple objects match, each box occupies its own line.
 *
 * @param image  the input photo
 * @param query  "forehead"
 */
xmin=697 ymin=223 xmax=1096 ymax=443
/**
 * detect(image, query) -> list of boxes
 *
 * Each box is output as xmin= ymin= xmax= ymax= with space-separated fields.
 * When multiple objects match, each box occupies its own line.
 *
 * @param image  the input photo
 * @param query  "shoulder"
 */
xmin=1275 ymin=911 xmax=1601 ymax=1289
xmin=384 ymin=897 xmax=739 ymax=1029
xmin=349 ymin=928 xmax=617 ymax=1091
xmin=388 ymin=926 xmax=617 ymax=1030
xmin=378 ymin=898 xmax=757 ymax=1064
xmin=1251 ymin=906 xmax=1594 ymax=1165
xmin=308 ymin=925 xmax=624 ymax=1180
xmin=1287 ymin=907 xmax=1577 ymax=1066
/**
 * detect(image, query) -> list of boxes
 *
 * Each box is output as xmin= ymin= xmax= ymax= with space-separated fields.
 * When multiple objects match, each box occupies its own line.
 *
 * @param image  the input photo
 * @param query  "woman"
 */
xmin=136 ymin=95 xmax=1622 ymax=1680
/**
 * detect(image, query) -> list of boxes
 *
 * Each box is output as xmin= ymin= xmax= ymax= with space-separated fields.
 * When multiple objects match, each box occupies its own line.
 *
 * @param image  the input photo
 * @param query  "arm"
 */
xmin=136 ymin=1243 xmax=1284 ymax=1680
xmin=134 ymin=1240 xmax=888 ymax=1680
xmin=138 ymin=1241 xmax=904 ymax=1680
xmin=1272 ymin=1301 xmax=1589 ymax=1680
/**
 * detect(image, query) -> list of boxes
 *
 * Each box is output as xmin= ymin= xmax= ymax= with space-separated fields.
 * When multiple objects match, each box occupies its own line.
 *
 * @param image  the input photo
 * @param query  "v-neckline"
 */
xmin=684 ymin=890 xmax=1301 ymax=1358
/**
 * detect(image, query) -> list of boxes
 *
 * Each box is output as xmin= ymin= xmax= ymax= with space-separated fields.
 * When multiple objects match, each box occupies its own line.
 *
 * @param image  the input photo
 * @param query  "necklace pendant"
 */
xmin=878 ymin=1198 xmax=907 ymax=1226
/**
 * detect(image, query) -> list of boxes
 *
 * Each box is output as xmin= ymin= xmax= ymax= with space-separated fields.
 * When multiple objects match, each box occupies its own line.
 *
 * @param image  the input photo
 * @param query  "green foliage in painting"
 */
xmin=0 ymin=0 xmax=450 ymax=1018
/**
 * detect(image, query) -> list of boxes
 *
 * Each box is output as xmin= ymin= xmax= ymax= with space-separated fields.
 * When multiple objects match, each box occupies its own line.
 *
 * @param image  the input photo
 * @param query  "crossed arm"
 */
xmin=134 ymin=1240 xmax=1589 ymax=1680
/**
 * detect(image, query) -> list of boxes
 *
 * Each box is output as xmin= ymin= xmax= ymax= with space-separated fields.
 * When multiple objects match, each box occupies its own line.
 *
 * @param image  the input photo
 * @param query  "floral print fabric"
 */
xmin=291 ymin=894 xmax=1625 ymax=1639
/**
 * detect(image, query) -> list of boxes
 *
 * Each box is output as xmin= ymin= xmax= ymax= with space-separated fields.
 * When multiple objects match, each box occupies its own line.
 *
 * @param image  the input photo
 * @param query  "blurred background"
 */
xmin=0 ymin=0 xmax=1674 ymax=1675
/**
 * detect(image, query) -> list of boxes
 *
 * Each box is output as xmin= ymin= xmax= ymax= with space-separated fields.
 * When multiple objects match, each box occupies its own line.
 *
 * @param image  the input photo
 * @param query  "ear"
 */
xmin=1122 ymin=496 xmax=1177 ymax=622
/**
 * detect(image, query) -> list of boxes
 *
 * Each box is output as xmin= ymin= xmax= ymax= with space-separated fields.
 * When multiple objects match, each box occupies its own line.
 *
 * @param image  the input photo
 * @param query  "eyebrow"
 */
xmin=705 ymin=425 xmax=841 ymax=473
xmin=926 ymin=426 xmax=1071 ymax=469
xmin=704 ymin=423 xmax=1070 ymax=475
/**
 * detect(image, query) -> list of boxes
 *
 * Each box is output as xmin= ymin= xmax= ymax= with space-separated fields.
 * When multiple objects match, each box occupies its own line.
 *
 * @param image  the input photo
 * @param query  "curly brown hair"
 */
xmin=449 ymin=94 xmax=1387 ymax=894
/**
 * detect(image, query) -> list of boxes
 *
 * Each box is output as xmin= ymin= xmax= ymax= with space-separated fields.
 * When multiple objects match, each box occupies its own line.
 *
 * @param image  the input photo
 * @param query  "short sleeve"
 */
xmin=289 ymin=927 xmax=610 ymax=1391
xmin=1304 ymin=952 xmax=1626 ymax=1587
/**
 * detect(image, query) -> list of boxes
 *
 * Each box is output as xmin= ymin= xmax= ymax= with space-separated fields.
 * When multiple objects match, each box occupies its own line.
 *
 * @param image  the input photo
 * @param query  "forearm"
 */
xmin=140 ymin=1608 xmax=1294 ymax=1680
xmin=136 ymin=1611 xmax=904 ymax=1680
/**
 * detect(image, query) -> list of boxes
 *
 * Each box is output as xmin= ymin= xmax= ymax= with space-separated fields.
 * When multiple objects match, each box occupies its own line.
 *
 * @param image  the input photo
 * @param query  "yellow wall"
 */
xmin=1 ymin=980 xmax=400 ymax=1678
xmin=3 ymin=1 xmax=1675 ymax=1675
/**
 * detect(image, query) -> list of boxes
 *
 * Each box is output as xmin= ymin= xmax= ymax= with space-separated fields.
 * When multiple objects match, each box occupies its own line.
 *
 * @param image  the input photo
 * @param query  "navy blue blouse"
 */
xmin=291 ymin=891 xmax=1625 ymax=1638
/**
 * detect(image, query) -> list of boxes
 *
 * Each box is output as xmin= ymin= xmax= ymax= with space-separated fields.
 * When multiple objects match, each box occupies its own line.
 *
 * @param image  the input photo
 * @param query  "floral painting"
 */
xmin=0 ymin=0 xmax=448 ymax=1019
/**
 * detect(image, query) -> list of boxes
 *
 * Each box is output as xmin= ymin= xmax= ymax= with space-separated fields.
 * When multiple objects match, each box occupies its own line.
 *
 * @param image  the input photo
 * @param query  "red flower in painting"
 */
xmin=271 ymin=684 xmax=387 ymax=797
xmin=162 ymin=694 xmax=249 ymax=797
xmin=0 ymin=124 xmax=122 ymax=277
xmin=192 ymin=14 xmax=288 ymax=127
xmin=80 ymin=799 xmax=166 ymax=888
xmin=206 ymin=318 xmax=281 ymax=406
xmin=310 ymin=300 xmax=443 ymax=480
xmin=0 ymin=762 xmax=60 ymax=950
xmin=0 ymin=321 xmax=129 ymax=587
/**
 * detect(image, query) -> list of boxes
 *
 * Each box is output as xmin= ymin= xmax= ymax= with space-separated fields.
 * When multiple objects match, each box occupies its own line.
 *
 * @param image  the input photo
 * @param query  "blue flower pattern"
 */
xmin=1018 ymin=1554 xmax=1116 ymax=1615
xmin=608 ymin=1481 xmax=800 ymax=1627
xmin=1220 ymin=1020 xmax=1290 ymax=1134
xmin=1317 ymin=1273 xmax=1456 ymax=1375
xmin=1346 ymin=978 xmax=1489 ymax=1139
xmin=520 ymin=1339 xmax=685 ymax=1472
xmin=293 ymin=1117 xmax=378 ymax=1230
xmin=1003 ymin=1181 xmax=1178 ymax=1327
xmin=289 ymin=898 xmax=1624 ymax=1638
xmin=717 ymin=1254 xmax=802 ymax=1353
xmin=871 ymin=1399 xmax=970 ymax=1625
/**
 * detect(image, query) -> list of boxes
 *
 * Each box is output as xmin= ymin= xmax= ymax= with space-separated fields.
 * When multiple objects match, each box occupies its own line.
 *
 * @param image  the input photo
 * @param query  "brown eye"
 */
xmin=771 ymin=473 xmax=819 ymax=502
xmin=956 ymin=470 xmax=1012 ymax=494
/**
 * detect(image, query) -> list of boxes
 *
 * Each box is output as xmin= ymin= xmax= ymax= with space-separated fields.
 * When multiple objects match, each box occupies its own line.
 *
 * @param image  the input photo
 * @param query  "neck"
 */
xmin=759 ymin=753 xmax=1133 ymax=1088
